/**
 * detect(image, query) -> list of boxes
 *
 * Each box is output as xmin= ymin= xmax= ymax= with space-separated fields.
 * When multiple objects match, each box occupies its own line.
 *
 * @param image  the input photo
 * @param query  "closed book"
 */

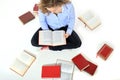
xmin=19 ymin=11 xmax=35 ymax=24
xmin=84 ymin=61 xmax=97 ymax=75
xmin=33 ymin=4 xmax=39 ymax=11
xmin=97 ymin=44 xmax=113 ymax=60
xmin=72 ymin=54 xmax=89 ymax=71
xmin=41 ymin=65 xmax=61 ymax=78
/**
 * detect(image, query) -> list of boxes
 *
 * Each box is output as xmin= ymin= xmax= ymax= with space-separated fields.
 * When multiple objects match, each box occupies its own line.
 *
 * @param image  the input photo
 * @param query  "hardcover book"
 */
xmin=41 ymin=65 xmax=61 ymax=78
xmin=97 ymin=44 xmax=113 ymax=60
xmin=72 ymin=54 xmax=89 ymax=71
xmin=84 ymin=60 xmax=97 ymax=75
xmin=19 ymin=11 xmax=35 ymax=24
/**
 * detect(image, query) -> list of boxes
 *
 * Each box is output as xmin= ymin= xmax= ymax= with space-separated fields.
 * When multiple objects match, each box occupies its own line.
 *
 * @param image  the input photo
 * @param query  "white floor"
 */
xmin=0 ymin=0 xmax=120 ymax=80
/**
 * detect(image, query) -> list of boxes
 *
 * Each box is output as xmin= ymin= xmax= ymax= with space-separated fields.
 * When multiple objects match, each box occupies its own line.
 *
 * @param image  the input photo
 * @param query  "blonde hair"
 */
xmin=39 ymin=0 xmax=70 ymax=14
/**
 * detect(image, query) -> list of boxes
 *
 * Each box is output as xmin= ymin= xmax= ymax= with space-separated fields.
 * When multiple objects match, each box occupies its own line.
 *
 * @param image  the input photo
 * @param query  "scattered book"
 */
xmin=97 ymin=44 xmax=113 ymax=60
xmin=39 ymin=30 xmax=66 ymax=46
xmin=41 ymin=64 xmax=61 ymax=78
xmin=72 ymin=54 xmax=89 ymax=71
xmin=78 ymin=10 xmax=101 ymax=30
xmin=19 ymin=11 xmax=35 ymax=24
xmin=10 ymin=50 xmax=36 ymax=76
xmin=84 ymin=60 xmax=98 ymax=75
xmin=33 ymin=4 xmax=39 ymax=12
xmin=56 ymin=59 xmax=74 ymax=80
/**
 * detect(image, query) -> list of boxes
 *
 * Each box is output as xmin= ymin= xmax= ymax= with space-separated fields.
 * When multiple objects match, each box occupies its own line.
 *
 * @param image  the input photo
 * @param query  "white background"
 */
xmin=0 ymin=0 xmax=120 ymax=80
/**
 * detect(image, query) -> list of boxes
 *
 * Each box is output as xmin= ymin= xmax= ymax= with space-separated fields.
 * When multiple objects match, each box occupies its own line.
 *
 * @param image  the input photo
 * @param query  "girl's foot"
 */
xmin=41 ymin=46 xmax=49 ymax=50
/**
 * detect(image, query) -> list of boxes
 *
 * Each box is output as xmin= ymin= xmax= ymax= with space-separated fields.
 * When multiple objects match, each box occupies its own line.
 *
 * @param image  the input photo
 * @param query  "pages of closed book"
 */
xmin=52 ymin=30 xmax=66 ymax=46
xmin=39 ymin=30 xmax=52 ymax=45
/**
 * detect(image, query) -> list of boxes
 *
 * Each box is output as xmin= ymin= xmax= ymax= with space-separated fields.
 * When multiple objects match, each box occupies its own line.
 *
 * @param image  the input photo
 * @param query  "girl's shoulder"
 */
xmin=64 ymin=2 xmax=73 ymax=9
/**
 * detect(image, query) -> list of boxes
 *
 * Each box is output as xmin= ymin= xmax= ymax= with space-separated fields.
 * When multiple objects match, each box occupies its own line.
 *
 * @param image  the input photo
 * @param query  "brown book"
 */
xmin=97 ymin=44 xmax=113 ymax=60
xmin=84 ymin=61 xmax=97 ymax=75
xmin=72 ymin=54 xmax=89 ymax=71
xmin=19 ymin=11 xmax=35 ymax=24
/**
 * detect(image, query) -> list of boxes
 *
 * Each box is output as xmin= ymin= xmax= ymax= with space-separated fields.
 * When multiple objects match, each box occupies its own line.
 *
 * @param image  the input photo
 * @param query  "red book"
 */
xmin=72 ymin=54 xmax=89 ymax=71
xmin=97 ymin=44 xmax=113 ymax=60
xmin=41 ymin=65 xmax=61 ymax=78
xmin=19 ymin=11 xmax=35 ymax=24
xmin=33 ymin=4 xmax=39 ymax=11
xmin=84 ymin=61 xmax=97 ymax=75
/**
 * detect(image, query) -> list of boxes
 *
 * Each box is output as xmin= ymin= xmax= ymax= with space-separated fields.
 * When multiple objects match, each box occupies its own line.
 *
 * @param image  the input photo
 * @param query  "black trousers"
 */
xmin=31 ymin=25 xmax=82 ymax=51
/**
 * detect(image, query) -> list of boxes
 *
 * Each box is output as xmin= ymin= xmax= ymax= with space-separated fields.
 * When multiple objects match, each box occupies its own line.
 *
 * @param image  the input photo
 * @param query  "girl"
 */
xmin=31 ymin=0 xmax=82 ymax=51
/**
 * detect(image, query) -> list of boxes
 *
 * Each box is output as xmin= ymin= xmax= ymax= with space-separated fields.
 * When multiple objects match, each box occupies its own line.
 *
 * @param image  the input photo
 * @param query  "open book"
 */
xmin=52 ymin=59 xmax=74 ymax=80
xmin=78 ymin=10 xmax=101 ymax=30
xmin=39 ymin=30 xmax=66 ymax=46
xmin=10 ymin=50 xmax=36 ymax=76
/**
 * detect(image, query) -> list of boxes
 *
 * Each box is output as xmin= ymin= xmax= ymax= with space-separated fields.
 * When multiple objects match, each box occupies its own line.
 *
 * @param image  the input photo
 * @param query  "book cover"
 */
xmin=10 ymin=50 xmax=36 ymax=76
xmin=19 ymin=11 xmax=35 ymax=24
xmin=72 ymin=54 xmax=89 ymax=71
xmin=97 ymin=44 xmax=113 ymax=60
xmin=33 ymin=4 xmax=39 ymax=11
xmin=41 ymin=65 xmax=61 ymax=78
xmin=84 ymin=61 xmax=97 ymax=75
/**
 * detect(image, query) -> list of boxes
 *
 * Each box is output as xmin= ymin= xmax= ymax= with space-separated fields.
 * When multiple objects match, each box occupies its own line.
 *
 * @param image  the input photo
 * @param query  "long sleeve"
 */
xmin=66 ymin=3 xmax=75 ymax=35
xmin=38 ymin=10 xmax=49 ymax=30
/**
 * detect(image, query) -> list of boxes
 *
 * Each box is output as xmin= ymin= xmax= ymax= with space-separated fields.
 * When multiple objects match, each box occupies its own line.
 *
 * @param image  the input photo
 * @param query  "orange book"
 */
xmin=72 ymin=54 xmax=89 ymax=71
xmin=84 ymin=61 xmax=97 ymax=75
xmin=41 ymin=65 xmax=61 ymax=78
xmin=97 ymin=44 xmax=113 ymax=60
xmin=19 ymin=11 xmax=35 ymax=24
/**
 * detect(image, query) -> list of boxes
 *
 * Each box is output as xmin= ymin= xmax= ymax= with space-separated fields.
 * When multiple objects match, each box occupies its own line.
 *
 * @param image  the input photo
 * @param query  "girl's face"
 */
xmin=46 ymin=6 xmax=62 ymax=14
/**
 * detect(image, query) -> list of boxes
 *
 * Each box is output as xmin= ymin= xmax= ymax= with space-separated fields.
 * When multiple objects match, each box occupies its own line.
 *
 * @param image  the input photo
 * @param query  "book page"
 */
xmin=10 ymin=59 xmax=28 ymax=76
xmin=17 ymin=51 xmax=35 ymax=66
xmin=86 ymin=16 xmax=101 ymax=29
xmin=53 ymin=72 xmax=72 ymax=80
xmin=52 ymin=30 xmax=66 ymax=46
xmin=56 ymin=59 xmax=74 ymax=73
xmin=39 ymin=30 xmax=52 ymax=45
xmin=81 ymin=11 xmax=94 ymax=21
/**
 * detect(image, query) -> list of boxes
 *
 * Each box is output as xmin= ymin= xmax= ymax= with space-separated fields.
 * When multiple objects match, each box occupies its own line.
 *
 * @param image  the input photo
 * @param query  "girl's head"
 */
xmin=39 ymin=0 xmax=70 ymax=13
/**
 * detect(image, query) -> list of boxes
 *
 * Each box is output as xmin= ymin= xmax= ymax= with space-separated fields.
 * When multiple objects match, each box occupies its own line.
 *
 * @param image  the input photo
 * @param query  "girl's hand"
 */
xmin=64 ymin=33 xmax=70 ymax=38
